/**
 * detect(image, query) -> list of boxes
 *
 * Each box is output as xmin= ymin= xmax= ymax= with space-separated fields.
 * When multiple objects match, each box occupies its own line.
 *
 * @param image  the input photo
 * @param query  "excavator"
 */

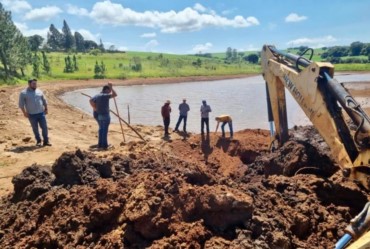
xmin=261 ymin=45 xmax=370 ymax=249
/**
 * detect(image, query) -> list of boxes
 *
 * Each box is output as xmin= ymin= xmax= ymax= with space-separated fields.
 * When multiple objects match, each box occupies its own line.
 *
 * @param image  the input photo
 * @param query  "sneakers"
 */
xmin=36 ymin=141 xmax=42 ymax=147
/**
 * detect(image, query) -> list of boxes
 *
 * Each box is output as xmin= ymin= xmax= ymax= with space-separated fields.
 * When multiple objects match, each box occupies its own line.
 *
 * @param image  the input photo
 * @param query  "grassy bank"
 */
xmin=23 ymin=51 xmax=260 ymax=82
xmin=2 ymin=50 xmax=370 ymax=85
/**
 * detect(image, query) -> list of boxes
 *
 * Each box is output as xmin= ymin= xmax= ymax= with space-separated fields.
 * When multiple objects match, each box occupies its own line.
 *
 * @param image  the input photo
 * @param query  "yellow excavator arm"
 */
xmin=261 ymin=45 xmax=370 ymax=248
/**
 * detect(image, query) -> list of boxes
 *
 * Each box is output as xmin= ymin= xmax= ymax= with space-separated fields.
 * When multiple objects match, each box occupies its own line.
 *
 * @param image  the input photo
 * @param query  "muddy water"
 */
xmin=61 ymin=74 xmax=370 ymax=133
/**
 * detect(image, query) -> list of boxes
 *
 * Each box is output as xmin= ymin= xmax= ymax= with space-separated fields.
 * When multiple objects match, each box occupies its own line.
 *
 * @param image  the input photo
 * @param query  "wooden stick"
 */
xmin=81 ymin=92 xmax=146 ymax=142
xmin=113 ymin=96 xmax=126 ymax=142
xmin=127 ymin=104 xmax=131 ymax=124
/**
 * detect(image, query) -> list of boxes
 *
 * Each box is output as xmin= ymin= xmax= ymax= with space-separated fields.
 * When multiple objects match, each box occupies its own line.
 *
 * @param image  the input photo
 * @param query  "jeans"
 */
xmin=97 ymin=114 xmax=110 ymax=148
xmin=28 ymin=112 xmax=48 ymax=143
xmin=221 ymin=121 xmax=233 ymax=137
xmin=201 ymin=118 xmax=209 ymax=134
xmin=163 ymin=117 xmax=170 ymax=135
xmin=175 ymin=115 xmax=187 ymax=132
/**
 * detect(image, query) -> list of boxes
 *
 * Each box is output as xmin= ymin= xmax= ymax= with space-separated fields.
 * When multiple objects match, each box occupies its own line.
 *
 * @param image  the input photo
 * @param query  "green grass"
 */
xmin=18 ymin=51 xmax=260 ymax=82
xmin=1 ymin=49 xmax=369 ymax=85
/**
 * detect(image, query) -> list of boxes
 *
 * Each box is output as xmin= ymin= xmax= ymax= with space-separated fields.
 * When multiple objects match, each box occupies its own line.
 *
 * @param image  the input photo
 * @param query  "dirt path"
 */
xmin=0 ymin=75 xmax=254 ymax=196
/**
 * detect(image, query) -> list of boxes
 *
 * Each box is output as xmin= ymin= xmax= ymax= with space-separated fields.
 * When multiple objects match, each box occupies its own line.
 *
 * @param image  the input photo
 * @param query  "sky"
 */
xmin=1 ymin=0 xmax=370 ymax=54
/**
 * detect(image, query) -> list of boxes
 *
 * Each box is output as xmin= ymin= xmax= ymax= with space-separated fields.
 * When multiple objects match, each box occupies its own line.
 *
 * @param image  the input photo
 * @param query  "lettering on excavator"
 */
xmin=283 ymin=74 xmax=315 ymax=117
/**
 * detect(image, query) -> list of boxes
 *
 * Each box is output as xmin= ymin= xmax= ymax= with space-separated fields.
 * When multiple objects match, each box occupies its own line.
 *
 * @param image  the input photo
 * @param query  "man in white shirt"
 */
xmin=200 ymin=100 xmax=212 ymax=134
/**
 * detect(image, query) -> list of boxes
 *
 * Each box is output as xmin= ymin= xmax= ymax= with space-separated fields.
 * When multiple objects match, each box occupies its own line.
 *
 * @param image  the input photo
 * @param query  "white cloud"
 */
xmin=14 ymin=22 xmax=49 ymax=38
xmin=192 ymin=42 xmax=213 ymax=53
xmin=287 ymin=35 xmax=337 ymax=48
xmin=222 ymin=8 xmax=237 ymax=16
xmin=24 ymin=6 xmax=62 ymax=21
xmin=66 ymin=4 xmax=89 ymax=16
xmin=89 ymin=1 xmax=259 ymax=33
xmin=75 ymin=29 xmax=100 ymax=42
xmin=193 ymin=3 xmax=206 ymax=12
xmin=0 ymin=0 xmax=31 ymax=13
xmin=285 ymin=13 xmax=307 ymax=23
xmin=244 ymin=44 xmax=259 ymax=51
xmin=118 ymin=46 xmax=128 ymax=51
xmin=145 ymin=39 xmax=159 ymax=51
xmin=141 ymin=32 xmax=157 ymax=38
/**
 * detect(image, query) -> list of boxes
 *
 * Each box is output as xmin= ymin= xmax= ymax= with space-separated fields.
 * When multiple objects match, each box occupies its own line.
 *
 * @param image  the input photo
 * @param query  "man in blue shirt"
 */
xmin=19 ymin=79 xmax=51 ymax=147
xmin=90 ymin=83 xmax=117 ymax=149
xmin=174 ymin=98 xmax=190 ymax=133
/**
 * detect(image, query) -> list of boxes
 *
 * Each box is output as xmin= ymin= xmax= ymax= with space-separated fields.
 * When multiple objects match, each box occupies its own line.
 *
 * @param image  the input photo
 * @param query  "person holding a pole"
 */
xmin=90 ymin=83 xmax=117 ymax=150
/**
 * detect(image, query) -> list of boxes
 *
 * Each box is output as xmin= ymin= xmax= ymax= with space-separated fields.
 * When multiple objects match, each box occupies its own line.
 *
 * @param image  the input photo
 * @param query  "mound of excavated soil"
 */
xmin=0 ymin=127 xmax=369 ymax=249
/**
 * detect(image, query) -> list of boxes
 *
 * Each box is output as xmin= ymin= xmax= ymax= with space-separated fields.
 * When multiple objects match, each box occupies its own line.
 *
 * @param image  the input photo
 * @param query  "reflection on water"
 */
xmin=61 ymin=74 xmax=370 ymax=133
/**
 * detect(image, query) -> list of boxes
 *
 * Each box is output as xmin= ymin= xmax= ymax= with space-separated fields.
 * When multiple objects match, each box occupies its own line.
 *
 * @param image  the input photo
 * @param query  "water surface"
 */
xmin=61 ymin=74 xmax=370 ymax=133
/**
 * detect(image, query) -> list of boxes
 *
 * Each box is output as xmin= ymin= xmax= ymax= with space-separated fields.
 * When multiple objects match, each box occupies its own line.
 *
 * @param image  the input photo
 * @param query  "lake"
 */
xmin=61 ymin=74 xmax=370 ymax=133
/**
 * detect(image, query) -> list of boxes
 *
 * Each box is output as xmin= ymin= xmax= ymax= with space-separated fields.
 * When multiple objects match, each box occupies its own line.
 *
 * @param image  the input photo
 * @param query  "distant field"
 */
xmin=4 ymin=49 xmax=370 ymax=84
xmin=22 ymin=51 xmax=261 ymax=82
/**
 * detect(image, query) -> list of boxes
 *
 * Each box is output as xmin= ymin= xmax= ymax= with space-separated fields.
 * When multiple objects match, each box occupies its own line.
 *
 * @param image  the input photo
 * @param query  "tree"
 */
xmin=232 ymin=49 xmax=238 ymax=61
xmin=84 ymin=40 xmax=98 ymax=51
xmin=32 ymin=53 xmax=41 ymax=77
xmin=47 ymin=24 xmax=64 ymax=50
xmin=63 ymin=55 xmax=74 ymax=73
xmin=108 ymin=45 xmax=116 ymax=52
xmin=130 ymin=57 xmax=142 ymax=71
xmin=28 ymin=35 xmax=44 ymax=51
xmin=72 ymin=55 xmax=78 ymax=71
xmin=62 ymin=20 xmax=75 ymax=50
xmin=226 ymin=47 xmax=232 ymax=60
xmin=0 ymin=3 xmax=31 ymax=79
xmin=244 ymin=54 xmax=259 ymax=64
xmin=74 ymin=31 xmax=85 ymax=52
xmin=41 ymin=51 xmax=51 ymax=74
xmin=98 ymin=39 xmax=105 ymax=52
xmin=361 ymin=44 xmax=370 ymax=56
xmin=350 ymin=41 xmax=364 ymax=56
xmin=94 ymin=60 xmax=106 ymax=78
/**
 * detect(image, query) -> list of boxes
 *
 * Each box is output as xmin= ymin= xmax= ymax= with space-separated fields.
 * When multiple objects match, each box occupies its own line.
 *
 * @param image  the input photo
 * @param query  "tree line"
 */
xmin=29 ymin=20 xmax=104 ymax=53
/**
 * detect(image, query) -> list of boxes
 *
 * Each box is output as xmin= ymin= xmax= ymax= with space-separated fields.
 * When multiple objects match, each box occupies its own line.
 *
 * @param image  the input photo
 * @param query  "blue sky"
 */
xmin=1 ymin=0 xmax=370 ymax=54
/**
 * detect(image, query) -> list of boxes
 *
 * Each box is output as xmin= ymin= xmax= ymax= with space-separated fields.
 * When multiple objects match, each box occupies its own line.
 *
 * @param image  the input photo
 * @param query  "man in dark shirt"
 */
xmin=174 ymin=98 xmax=190 ymax=133
xmin=90 ymin=83 xmax=117 ymax=149
xmin=161 ymin=100 xmax=171 ymax=137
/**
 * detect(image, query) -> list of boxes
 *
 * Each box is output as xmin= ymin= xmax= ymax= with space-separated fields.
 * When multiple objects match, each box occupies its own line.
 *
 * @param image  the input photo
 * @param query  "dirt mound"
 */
xmin=0 ymin=127 xmax=369 ymax=248
xmin=11 ymin=164 xmax=54 ymax=202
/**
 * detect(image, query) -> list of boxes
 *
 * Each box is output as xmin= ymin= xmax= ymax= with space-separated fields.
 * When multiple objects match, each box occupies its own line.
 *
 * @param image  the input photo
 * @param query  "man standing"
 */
xmin=19 ymin=79 xmax=51 ymax=146
xmin=161 ymin=100 xmax=171 ymax=136
xmin=90 ymin=83 xmax=117 ymax=150
xmin=215 ymin=115 xmax=233 ymax=139
xmin=200 ymin=100 xmax=212 ymax=134
xmin=174 ymin=98 xmax=190 ymax=133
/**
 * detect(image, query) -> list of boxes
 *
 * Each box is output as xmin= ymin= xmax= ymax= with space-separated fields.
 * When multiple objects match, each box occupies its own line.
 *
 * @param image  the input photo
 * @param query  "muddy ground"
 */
xmin=0 ymin=127 xmax=369 ymax=249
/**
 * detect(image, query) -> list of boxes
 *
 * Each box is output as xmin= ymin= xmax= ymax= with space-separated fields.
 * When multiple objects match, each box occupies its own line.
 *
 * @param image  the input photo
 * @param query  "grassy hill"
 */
xmin=23 ymin=51 xmax=260 ymax=82
xmin=3 ymin=47 xmax=370 ymax=85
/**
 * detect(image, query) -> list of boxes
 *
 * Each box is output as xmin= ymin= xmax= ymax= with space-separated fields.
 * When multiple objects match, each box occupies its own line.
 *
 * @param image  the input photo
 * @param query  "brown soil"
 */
xmin=0 ymin=76 xmax=369 ymax=248
xmin=0 ymin=126 xmax=369 ymax=248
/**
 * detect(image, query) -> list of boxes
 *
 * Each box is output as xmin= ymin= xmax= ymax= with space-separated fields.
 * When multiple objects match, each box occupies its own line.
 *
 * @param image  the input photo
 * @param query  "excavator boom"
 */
xmin=261 ymin=45 xmax=370 ymax=248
